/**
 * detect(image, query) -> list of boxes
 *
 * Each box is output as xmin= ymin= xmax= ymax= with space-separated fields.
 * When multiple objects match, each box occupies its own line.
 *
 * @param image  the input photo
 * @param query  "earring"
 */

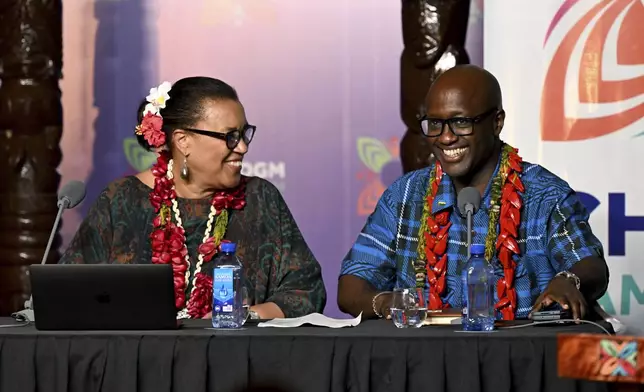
xmin=180 ymin=157 xmax=189 ymax=180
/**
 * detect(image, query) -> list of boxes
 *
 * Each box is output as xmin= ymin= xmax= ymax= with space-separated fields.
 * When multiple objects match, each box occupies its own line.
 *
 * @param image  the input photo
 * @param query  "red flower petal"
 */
xmin=434 ymin=254 xmax=447 ymax=275
xmin=496 ymin=279 xmax=507 ymax=299
xmin=498 ymin=247 xmax=514 ymax=269
xmin=426 ymin=216 xmax=439 ymax=234
xmin=433 ymin=234 xmax=448 ymax=255
xmin=424 ymin=232 xmax=435 ymax=250
xmin=507 ymin=190 xmax=522 ymax=209
xmin=429 ymin=292 xmax=443 ymax=310
xmin=503 ymin=236 xmax=520 ymax=255
xmin=495 ymin=231 xmax=509 ymax=250
xmin=494 ymin=297 xmax=510 ymax=310
xmin=503 ymin=268 xmax=514 ymax=289
xmin=435 ymin=222 xmax=451 ymax=240
xmin=435 ymin=211 xmax=449 ymax=226
xmin=508 ymin=172 xmax=525 ymax=193
xmin=426 ymin=267 xmax=437 ymax=285
xmin=435 ymin=275 xmax=446 ymax=294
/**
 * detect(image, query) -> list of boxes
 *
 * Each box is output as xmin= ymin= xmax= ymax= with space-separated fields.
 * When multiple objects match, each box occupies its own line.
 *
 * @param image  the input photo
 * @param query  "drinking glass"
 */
xmin=241 ymin=287 xmax=251 ymax=326
xmin=390 ymin=288 xmax=427 ymax=328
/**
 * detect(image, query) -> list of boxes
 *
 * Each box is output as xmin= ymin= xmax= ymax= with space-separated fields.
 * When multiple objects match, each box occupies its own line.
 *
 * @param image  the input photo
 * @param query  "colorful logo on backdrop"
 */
xmin=541 ymin=0 xmax=644 ymax=141
xmin=356 ymin=137 xmax=401 ymax=216
xmin=123 ymin=137 xmax=156 ymax=172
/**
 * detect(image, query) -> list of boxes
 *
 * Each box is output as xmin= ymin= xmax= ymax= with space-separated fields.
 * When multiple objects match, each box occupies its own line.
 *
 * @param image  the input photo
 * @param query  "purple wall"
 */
xmin=60 ymin=0 xmax=484 ymax=318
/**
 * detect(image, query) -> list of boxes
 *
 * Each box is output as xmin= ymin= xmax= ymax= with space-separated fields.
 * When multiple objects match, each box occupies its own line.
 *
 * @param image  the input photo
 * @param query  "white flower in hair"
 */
xmin=143 ymin=81 xmax=172 ymax=115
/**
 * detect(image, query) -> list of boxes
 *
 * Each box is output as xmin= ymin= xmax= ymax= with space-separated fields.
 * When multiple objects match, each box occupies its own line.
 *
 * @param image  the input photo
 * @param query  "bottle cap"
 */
xmin=470 ymin=244 xmax=485 ymax=256
xmin=220 ymin=242 xmax=236 ymax=253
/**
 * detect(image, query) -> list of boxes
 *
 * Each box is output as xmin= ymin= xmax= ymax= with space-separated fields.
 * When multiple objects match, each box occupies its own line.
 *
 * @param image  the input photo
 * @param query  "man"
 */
xmin=338 ymin=65 xmax=609 ymax=321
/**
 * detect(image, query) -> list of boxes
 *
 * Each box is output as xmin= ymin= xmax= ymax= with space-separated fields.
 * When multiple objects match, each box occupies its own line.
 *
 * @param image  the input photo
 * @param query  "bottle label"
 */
xmin=213 ymin=268 xmax=234 ymax=313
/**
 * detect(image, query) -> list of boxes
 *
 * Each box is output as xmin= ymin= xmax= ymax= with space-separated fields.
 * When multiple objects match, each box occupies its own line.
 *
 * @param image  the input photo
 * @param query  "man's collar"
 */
xmin=431 ymin=173 xmax=456 ymax=214
xmin=430 ymin=154 xmax=503 ymax=214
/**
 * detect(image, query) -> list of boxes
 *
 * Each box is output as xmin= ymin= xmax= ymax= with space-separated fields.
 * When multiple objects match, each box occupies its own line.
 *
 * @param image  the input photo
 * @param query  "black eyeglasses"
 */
xmin=419 ymin=108 xmax=499 ymax=137
xmin=184 ymin=124 xmax=256 ymax=150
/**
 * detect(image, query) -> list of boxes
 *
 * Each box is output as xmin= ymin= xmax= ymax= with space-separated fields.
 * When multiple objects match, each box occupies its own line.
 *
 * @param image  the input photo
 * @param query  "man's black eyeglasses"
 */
xmin=419 ymin=108 xmax=499 ymax=137
xmin=184 ymin=124 xmax=256 ymax=150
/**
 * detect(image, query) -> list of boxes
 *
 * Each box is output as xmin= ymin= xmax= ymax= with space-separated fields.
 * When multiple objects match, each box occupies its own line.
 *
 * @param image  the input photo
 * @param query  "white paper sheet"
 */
xmin=257 ymin=312 xmax=362 ymax=328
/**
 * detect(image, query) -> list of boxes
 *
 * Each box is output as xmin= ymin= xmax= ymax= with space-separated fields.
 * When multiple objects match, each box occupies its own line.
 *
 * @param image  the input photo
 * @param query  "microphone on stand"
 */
xmin=12 ymin=181 xmax=87 ymax=322
xmin=457 ymin=187 xmax=482 ymax=259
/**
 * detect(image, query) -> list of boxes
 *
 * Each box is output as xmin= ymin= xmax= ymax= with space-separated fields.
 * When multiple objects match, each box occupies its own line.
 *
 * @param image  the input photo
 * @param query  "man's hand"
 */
xmin=530 ymin=276 xmax=587 ymax=321
xmin=375 ymin=292 xmax=394 ymax=319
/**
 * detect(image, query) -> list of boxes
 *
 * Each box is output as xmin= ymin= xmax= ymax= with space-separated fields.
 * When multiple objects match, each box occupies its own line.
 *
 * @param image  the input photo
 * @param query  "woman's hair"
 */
xmin=136 ymin=77 xmax=239 ymax=151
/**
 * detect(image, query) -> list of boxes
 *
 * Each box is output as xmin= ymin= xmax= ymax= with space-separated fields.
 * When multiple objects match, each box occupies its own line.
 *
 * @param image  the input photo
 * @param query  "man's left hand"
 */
xmin=530 ymin=276 xmax=587 ymax=321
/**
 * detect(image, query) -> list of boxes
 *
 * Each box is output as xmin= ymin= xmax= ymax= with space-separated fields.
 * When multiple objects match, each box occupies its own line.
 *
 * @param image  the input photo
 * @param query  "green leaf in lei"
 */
xmin=123 ymin=137 xmax=157 ymax=172
xmin=213 ymin=210 xmax=229 ymax=244
xmin=356 ymin=137 xmax=392 ymax=174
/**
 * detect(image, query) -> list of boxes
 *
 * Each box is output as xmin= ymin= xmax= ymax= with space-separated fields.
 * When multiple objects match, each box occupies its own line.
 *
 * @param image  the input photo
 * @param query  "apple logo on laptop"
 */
xmin=95 ymin=292 xmax=111 ymax=304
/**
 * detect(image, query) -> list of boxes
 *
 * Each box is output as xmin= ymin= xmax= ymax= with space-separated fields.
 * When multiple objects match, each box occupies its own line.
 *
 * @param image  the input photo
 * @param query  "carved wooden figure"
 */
xmin=0 ymin=0 xmax=63 ymax=315
xmin=400 ymin=0 xmax=471 ymax=173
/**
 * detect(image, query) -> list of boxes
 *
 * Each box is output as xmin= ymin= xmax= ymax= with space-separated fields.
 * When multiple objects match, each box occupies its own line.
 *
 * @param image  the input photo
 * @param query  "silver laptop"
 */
xmin=30 ymin=264 xmax=179 ymax=330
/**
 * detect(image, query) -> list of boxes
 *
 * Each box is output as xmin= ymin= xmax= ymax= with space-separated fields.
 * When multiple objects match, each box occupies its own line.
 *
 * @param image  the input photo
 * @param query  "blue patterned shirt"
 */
xmin=341 ymin=157 xmax=604 ymax=318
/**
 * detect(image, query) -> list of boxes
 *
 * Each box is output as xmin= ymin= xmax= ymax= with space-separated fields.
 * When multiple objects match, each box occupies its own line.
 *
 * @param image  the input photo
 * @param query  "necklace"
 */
xmin=149 ymin=151 xmax=246 ymax=319
xmin=415 ymin=144 xmax=524 ymax=320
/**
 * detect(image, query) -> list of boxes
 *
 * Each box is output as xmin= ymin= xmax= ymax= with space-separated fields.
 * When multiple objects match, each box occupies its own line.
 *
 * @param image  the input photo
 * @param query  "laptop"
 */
xmin=30 ymin=264 xmax=179 ymax=331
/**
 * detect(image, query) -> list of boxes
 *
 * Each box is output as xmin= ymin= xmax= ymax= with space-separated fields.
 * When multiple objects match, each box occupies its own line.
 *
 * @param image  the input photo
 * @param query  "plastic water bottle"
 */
xmin=212 ymin=242 xmax=244 ymax=329
xmin=461 ymin=244 xmax=495 ymax=331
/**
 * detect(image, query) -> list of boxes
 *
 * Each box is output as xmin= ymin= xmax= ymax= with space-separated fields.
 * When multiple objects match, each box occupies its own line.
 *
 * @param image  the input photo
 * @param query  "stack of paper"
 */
xmin=258 ymin=312 xmax=362 ymax=328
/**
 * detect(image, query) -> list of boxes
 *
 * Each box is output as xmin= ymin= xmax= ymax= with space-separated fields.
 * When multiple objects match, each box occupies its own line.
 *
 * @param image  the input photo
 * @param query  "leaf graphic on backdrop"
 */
xmin=357 ymin=180 xmax=386 ymax=216
xmin=123 ymin=137 xmax=157 ymax=172
xmin=357 ymin=137 xmax=392 ymax=174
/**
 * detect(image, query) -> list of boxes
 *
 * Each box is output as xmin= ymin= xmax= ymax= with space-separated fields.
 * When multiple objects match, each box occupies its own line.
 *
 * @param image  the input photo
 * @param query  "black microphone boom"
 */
xmin=13 ymin=180 xmax=87 ymax=322
xmin=457 ymin=187 xmax=482 ymax=259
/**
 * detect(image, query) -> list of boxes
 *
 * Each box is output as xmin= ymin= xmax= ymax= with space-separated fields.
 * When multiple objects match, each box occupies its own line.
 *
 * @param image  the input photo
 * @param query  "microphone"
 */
xmin=13 ymin=181 xmax=87 ymax=322
xmin=457 ymin=187 xmax=482 ymax=259
xmin=57 ymin=180 xmax=86 ymax=209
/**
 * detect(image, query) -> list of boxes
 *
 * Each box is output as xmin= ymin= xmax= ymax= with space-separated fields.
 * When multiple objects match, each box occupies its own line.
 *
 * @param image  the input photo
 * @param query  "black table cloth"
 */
xmin=0 ymin=318 xmax=611 ymax=392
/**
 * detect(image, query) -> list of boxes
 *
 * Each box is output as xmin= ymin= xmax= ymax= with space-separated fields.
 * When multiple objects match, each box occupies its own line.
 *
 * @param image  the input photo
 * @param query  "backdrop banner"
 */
xmin=484 ymin=0 xmax=644 ymax=328
xmin=60 ymin=0 xmax=483 ymax=317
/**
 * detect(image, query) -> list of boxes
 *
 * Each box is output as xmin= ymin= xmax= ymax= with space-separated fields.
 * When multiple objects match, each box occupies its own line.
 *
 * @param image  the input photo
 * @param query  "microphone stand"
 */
xmin=466 ymin=205 xmax=473 ymax=259
xmin=13 ymin=198 xmax=68 ymax=321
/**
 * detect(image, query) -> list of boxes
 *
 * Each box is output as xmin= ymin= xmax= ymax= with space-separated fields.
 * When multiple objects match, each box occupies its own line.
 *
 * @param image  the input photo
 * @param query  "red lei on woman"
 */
xmin=149 ymin=151 xmax=246 ymax=319
xmin=416 ymin=144 xmax=524 ymax=320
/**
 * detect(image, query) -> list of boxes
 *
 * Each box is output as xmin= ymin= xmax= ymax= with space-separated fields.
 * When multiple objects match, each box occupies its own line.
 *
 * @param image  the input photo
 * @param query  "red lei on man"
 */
xmin=416 ymin=144 xmax=524 ymax=320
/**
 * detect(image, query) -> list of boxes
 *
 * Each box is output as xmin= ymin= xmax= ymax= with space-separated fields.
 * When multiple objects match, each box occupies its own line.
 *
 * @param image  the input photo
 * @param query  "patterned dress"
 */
xmin=59 ymin=176 xmax=327 ymax=318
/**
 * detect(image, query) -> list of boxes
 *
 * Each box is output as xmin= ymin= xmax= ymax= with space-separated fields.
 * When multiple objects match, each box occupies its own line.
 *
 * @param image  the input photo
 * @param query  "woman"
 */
xmin=60 ymin=77 xmax=326 ymax=320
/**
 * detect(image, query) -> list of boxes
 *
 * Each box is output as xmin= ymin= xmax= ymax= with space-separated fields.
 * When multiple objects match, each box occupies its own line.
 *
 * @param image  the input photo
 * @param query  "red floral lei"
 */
xmin=415 ymin=144 xmax=524 ymax=320
xmin=149 ymin=151 xmax=246 ymax=319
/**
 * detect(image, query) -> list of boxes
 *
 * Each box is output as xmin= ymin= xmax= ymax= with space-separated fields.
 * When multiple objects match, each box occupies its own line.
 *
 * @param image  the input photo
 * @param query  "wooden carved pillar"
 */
xmin=400 ymin=0 xmax=471 ymax=173
xmin=0 ymin=0 xmax=63 ymax=316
